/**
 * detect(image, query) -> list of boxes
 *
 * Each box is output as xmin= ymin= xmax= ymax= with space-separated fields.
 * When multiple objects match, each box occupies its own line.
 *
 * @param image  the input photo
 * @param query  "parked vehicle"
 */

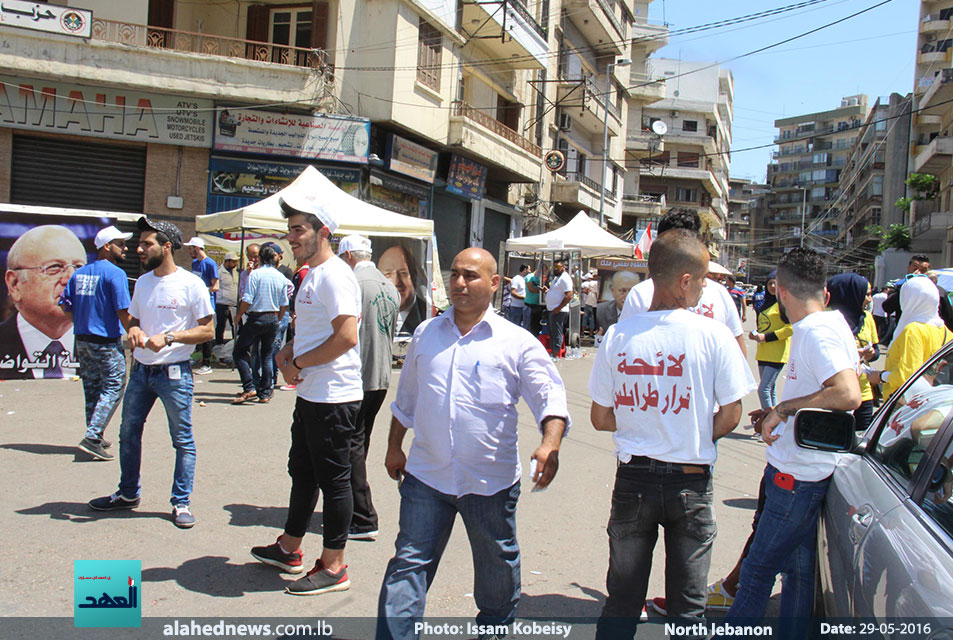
xmin=798 ymin=341 xmax=953 ymax=622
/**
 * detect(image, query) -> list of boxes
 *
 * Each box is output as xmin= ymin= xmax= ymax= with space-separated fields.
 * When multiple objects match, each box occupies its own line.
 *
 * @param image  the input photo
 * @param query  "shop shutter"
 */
xmin=10 ymin=135 xmax=146 ymax=212
xmin=433 ymin=192 xmax=470 ymax=291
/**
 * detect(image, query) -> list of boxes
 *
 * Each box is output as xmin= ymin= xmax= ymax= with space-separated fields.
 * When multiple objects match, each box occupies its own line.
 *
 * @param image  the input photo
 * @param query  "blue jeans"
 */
xmin=234 ymin=313 xmax=279 ymax=397
xmin=117 ymin=360 xmax=196 ymax=506
xmin=272 ymin=313 xmax=290 ymax=385
xmin=726 ymin=464 xmax=830 ymax=623
xmin=506 ymin=305 xmax=526 ymax=326
xmin=377 ymin=474 xmax=521 ymax=640
xmin=597 ymin=459 xmax=715 ymax=639
xmin=76 ymin=339 xmax=126 ymax=442
xmin=757 ymin=362 xmax=783 ymax=410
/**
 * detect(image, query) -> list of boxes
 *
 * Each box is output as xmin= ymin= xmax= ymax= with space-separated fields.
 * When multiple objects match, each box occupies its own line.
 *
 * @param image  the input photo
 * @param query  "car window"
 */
xmin=870 ymin=352 xmax=953 ymax=491
xmin=922 ymin=432 xmax=953 ymax=538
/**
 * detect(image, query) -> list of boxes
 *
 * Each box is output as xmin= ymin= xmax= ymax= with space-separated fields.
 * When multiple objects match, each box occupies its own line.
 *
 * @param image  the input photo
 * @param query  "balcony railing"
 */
xmin=452 ymin=102 xmax=542 ymax=156
xmin=90 ymin=18 xmax=328 ymax=70
xmin=506 ymin=0 xmax=548 ymax=40
xmin=594 ymin=0 xmax=626 ymax=39
xmin=563 ymin=171 xmax=602 ymax=192
xmin=623 ymin=193 xmax=665 ymax=204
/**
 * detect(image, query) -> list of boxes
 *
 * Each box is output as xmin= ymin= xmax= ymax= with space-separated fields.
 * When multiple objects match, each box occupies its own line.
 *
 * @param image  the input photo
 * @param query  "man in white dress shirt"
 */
xmin=377 ymin=248 xmax=570 ymax=640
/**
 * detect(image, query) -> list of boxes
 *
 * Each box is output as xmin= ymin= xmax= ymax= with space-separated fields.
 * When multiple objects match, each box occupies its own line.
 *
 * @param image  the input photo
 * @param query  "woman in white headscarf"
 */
xmin=869 ymin=276 xmax=952 ymax=399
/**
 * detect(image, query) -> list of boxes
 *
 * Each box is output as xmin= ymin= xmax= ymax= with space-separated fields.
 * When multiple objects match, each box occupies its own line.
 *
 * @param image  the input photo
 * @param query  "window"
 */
xmin=811 ymin=187 xmax=825 ymax=199
xmin=674 ymin=187 xmax=697 ymax=202
xmin=682 ymin=120 xmax=698 ymax=132
xmin=271 ymin=9 xmax=312 ymax=48
xmin=577 ymin=153 xmax=587 ymax=175
xmin=814 ymin=153 xmax=828 ymax=165
xmin=557 ymin=138 xmax=569 ymax=176
xmin=813 ymin=169 xmax=826 ymax=181
xmin=941 ymin=7 xmax=953 ymax=20
xmin=677 ymin=152 xmax=699 ymax=168
xmin=417 ymin=19 xmax=442 ymax=91
xmin=872 ymin=175 xmax=884 ymax=196
xmin=871 ymin=349 xmax=953 ymax=494
xmin=497 ymin=95 xmax=520 ymax=132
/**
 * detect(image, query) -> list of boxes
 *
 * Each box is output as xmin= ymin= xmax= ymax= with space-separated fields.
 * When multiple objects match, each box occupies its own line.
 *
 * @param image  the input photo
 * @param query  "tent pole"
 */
xmin=239 ymin=229 xmax=246 ymax=270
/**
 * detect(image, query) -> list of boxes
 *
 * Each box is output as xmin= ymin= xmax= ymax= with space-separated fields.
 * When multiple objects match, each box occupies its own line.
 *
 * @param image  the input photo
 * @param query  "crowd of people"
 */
xmin=49 ymin=202 xmax=953 ymax=638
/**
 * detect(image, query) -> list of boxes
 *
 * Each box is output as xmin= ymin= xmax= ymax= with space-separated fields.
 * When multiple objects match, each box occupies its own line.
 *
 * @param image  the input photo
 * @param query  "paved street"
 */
xmin=1 ymin=315 xmax=773 ymax=621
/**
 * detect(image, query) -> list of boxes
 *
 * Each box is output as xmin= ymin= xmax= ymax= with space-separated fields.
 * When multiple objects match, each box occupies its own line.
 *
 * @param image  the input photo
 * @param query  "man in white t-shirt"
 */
xmin=619 ymin=209 xmax=746 ymax=356
xmin=507 ymin=263 xmax=529 ymax=328
xmin=543 ymin=259 xmax=573 ymax=358
xmin=88 ymin=218 xmax=214 ymax=529
xmin=725 ymin=248 xmax=861 ymax=626
xmin=250 ymin=192 xmax=362 ymax=597
xmin=589 ymin=229 xmax=755 ymax=636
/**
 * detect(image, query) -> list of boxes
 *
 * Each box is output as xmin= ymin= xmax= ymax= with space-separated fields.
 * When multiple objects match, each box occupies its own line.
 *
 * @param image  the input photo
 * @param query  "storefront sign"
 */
xmin=214 ymin=108 xmax=370 ymax=163
xmin=387 ymin=134 xmax=437 ymax=184
xmin=597 ymin=258 xmax=648 ymax=271
xmin=446 ymin=154 xmax=487 ymax=201
xmin=368 ymin=169 xmax=430 ymax=217
xmin=0 ymin=1 xmax=92 ymax=38
xmin=0 ymin=76 xmax=213 ymax=147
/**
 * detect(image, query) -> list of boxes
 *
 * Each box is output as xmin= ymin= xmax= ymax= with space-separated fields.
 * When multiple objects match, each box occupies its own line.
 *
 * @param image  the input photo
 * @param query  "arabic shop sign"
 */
xmin=209 ymin=157 xmax=361 ymax=198
xmin=0 ymin=0 xmax=92 ymax=38
xmin=387 ymin=134 xmax=438 ymax=184
xmin=597 ymin=258 xmax=647 ymax=271
xmin=214 ymin=108 xmax=370 ymax=164
xmin=446 ymin=154 xmax=487 ymax=201
xmin=0 ymin=76 xmax=214 ymax=147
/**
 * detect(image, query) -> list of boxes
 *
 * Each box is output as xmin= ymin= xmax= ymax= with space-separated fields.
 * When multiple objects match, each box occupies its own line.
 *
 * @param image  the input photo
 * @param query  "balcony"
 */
xmin=562 ymin=0 xmax=627 ymax=54
xmin=449 ymin=102 xmax=541 ymax=182
xmin=631 ymin=19 xmax=669 ymax=53
xmin=918 ymin=48 xmax=951 ymax=65
xmin=913 ymin=211 xmax=953 ymax=245
xmin=551 ymin=171 xmax=603 ymax=210
xmin=459 ymin=0 xmax=548 ymax=69
xmin=627 ymin=72 xmax=666 ymax=103
xmin=621 ymin=193 xmax=664 ymax=218
xmin=0 ymin=18 xmax=331 ymax=106
xmin=556 ymin=76 xmax=622 ymax=137
xmin=912 ymin=135 xmax=953 ymax=173
xmin=661 ymin=132 xmax=716 ymax=155
xmin=639 ymin=164 xmax=722 ymax=197
xmin=626 ymin=130 xmax=664 ymax=156
xmin=921 ymin=68 xmax=953 ymax=109
xmin=921 ymin=16 xmax=951 ymax=33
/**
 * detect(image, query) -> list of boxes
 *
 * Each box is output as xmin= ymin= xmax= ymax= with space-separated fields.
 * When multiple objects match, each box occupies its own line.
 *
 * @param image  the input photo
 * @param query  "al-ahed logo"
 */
xmin=74 ymin=560 xmax=141 ymax=627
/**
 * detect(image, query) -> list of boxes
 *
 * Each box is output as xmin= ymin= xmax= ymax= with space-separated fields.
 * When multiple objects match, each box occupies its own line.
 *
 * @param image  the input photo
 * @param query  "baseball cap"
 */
xmin=137 ymin=217 xmax=183 ymax=251
xmin=280 ymin=191 xmax=340 ymax=234
xmin=94 ymin=225 xmax=133 ymax=249
xmin=261 ymin=241 xmax=283 ymax=255
xmin=337 ymin=234 xmax=372 ymax=256
xmin=184 ymin=237 xmax=206 ymax=249
xmin=224 ymin=251 xmax=239 ymax=261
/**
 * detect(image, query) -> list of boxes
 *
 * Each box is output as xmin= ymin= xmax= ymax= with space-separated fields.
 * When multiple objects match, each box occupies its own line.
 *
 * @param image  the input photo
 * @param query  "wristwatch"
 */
xmin=164 ymin=333 xmax=175 ymax=346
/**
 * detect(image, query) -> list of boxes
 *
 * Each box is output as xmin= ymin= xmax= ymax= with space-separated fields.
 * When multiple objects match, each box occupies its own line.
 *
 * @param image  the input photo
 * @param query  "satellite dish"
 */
xmin=651 ymin=120 xmax=668 ymax=136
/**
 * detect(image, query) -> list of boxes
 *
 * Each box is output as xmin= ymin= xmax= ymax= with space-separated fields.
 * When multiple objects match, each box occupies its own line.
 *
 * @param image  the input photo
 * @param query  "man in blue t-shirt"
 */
xmin=185 ymin=237 xmax=219 ymax=375
xmin=60 ymin=225 xmax=133 ymax=461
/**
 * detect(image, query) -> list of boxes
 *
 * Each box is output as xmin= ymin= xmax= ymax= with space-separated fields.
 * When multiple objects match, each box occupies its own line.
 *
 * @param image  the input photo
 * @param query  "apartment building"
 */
xmin=911 ymin=0 xmax=953 ymax=264
xmin=763 ymin=96 xmax=867 ymax=268
xmin=723 ymin=178 xmax=752 ymax=276
xmin=743 ymin=181 xmax=772 ymax=283
xmin=622 ymin=58 xmax=733 ymax=257
xmin=837 ymin=94 xmax=911 ymax=279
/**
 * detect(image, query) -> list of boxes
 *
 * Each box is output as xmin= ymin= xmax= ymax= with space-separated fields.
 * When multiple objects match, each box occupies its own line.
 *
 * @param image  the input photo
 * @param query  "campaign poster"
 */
xmin=0 ymin=211 xmax=125 ymax=380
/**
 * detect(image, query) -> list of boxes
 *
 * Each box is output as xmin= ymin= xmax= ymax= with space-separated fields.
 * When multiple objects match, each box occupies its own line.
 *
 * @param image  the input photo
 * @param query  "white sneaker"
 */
xmin=194 ymin=366 xmax=213 ymax=375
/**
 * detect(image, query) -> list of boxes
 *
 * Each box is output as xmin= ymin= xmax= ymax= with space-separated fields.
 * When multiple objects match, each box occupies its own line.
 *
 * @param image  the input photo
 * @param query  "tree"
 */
xmin=878 ymin=223 xmax=911 ymax=252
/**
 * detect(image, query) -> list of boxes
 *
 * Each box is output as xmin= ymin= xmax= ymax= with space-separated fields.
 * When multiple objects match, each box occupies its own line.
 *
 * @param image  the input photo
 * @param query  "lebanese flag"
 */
xmin=634 ymin=223 xmax=653 ymax=259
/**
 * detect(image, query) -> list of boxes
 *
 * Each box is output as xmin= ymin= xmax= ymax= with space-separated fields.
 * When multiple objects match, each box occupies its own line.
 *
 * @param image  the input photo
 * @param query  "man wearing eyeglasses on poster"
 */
xmin=1 ymin=225 xmax=86 ymax=379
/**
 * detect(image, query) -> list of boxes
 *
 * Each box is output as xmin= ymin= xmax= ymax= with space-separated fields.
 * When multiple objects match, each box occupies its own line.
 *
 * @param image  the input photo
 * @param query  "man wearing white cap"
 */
xmin=60 ymin=225 xmax=133 ymax=461
xmin=185 ymin=237 xmax=218 ymax=374
xmin=250 ymin=193 xmax=362 ymax=596
xmin=338 ymin=234 xmax=400 ymax=541
xmin=215 ymin=251 xmax=240 ymax=346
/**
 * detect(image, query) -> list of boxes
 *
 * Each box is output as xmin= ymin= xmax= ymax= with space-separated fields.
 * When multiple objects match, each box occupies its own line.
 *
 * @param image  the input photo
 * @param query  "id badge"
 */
xmin=168 ymin=365 xmax=182 ymax=380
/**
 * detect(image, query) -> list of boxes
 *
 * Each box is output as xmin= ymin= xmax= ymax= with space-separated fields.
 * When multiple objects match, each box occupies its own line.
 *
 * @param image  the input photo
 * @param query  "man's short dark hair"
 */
xmin=776 ymin=247 xmax=827 ymax=301
xmin=657 ymin=208 xmax=702 ymax=235
xmin=910 ymin=254 xmax=930 ymax=265
xmin=519 ymin=263 xmax=530 ymax=273
xmin=648 ymin=229 xmax=707 ymax=285
xmin=259 ymin=244 xmax=278 ymax=266
xmin=726 ymin=275 xmax=735 ymax=286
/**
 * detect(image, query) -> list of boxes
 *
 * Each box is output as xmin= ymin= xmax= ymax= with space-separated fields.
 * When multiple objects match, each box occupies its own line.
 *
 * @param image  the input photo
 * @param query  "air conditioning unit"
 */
xmin=558 ymin=113 xmax=572 ymax=131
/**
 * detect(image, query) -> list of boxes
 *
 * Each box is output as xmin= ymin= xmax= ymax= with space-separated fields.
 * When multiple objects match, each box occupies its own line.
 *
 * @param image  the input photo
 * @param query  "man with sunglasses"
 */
xmin=1 ymin=225 xmax=87 ymax=380
xmin=60 ymin=226 xmax=134 ymax=461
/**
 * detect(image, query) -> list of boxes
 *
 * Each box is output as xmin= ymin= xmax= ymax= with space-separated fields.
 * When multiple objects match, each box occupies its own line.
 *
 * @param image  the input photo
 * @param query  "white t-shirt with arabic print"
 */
xmin=619 ymin=278 xmax=743 ymax=337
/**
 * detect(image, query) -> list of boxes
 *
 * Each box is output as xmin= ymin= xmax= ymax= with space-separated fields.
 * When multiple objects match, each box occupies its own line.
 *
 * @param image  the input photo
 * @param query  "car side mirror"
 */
xmin=794 ymin=409 xmax=856 ymax=453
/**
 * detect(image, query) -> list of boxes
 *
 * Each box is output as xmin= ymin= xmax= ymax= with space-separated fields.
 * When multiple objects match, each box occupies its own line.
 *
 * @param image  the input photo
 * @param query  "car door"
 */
xmin=819 ymin=343 xmax=953 ymax=622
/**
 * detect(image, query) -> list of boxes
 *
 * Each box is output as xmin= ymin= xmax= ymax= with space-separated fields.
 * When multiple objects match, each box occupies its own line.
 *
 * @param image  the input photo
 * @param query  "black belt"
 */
xmin=75 ymin=334 xmax=122 ymax=345
xmin=619 ymin=455 xmax=710 ymax=474
xmin=247 ymin=311 xmax=278 ymax=317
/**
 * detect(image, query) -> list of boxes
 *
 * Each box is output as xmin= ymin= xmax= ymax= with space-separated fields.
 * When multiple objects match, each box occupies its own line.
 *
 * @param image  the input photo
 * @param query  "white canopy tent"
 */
xmin=504 ymin=211 xmax=634 ymax=257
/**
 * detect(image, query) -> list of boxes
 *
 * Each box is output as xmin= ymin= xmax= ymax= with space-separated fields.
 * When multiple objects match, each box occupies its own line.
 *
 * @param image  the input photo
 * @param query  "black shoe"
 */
xmin=172 ymin=504 xmax=195 ymax=529
xmin=347 ymin=528 xmax=378 ymax=541
xmin=251 ymin=537 xmax=304 ymax=573
xmin=79 ymin=438 xmax=114 ymax=461
xmin=285 ymin=560 xmax=350 ymax=595
xmin=101 ymin=438 xmax=112 ymax=449
xmin=89 ymin=492 xmax=139 ymax=511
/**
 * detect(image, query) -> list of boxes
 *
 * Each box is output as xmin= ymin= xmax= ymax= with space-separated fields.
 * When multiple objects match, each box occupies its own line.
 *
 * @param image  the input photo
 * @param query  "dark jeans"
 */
xmin=528 ymin=304 xmax=544 ymax=337
xmin=873 ymin=315 xmax=887 ymax=345
xmin=854 ymin=399 xmax=874 ymax=432
xmin=726 ymin=464 xmax=830 ymax=625
xmin=548 ymin=310 xmax=568 ymax=357
xmin=582 ymin=304 xmax=595 ymax=331
xmin=350 ymin=388 xmax=387 ymax=533
xmin=596 ymin=459 xmax=716 ymax=640
xmin=234 ymin=313 xmax=279 ymax=398
xmin=285 ymin=398 xmax=360 ymax=550
xmin=215 ymin=304 xmax=235 ymax=345
xmin=377 ymin=474 xmax=521 ymax=640
xmin=75 ymin=338 xmax=126 ymax=442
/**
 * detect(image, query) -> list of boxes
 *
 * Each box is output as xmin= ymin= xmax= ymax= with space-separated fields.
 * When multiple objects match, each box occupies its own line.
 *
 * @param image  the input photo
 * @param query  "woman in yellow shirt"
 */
xmin=870 ymin=276 xmax=952 ymax=400
xmin=827 ymin=274 xmax=879 ymax=431
xmin=750 ymin=271 xmax=792 ymax=409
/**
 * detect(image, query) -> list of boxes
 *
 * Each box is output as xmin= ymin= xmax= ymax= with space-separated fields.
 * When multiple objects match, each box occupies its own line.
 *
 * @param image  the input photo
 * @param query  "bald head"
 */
xmin=457 ymin=247 xmax=497 ymax=277
xmin=610 ymin=270 xmax=638 ymax=310
xmin=449 ymin=247 xmax=499 ymax=314
xmin=8 ymin=225 xmax=85 ymax=270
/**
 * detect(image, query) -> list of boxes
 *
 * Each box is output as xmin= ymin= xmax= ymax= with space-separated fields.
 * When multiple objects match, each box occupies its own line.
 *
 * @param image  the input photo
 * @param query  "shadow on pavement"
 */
xmin=143 ymin=556 xmax=292 ymax=598
xmin=722 ymin=498 xmax=759 ymax=510
xmin=518 ymin=582 xmax=604 ymax=619
xmin=2 ymin=443 xmax=86 ymax=457
xmin=223 ymin=503 xmax=323 ymax=533
xmin=15 ymin=501 xmax=169 ymax=523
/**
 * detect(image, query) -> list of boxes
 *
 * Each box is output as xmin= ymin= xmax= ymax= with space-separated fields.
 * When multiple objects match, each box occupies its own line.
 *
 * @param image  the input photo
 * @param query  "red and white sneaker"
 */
xmin=648 ymin=597 xmax=667 ymax=616
xmin=250 ymin=537 xmax=304 ymax=573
